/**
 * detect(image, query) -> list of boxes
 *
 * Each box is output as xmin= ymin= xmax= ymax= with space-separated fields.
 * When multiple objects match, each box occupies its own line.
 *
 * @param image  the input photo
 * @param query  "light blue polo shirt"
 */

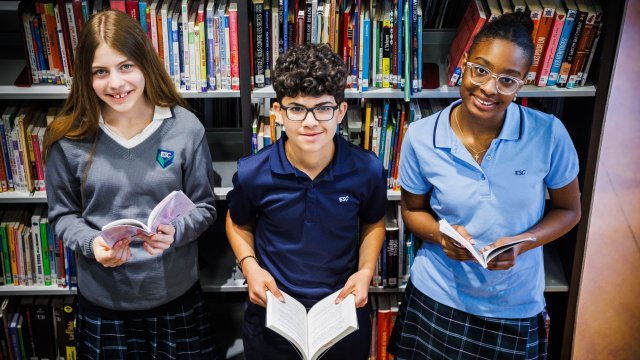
xmin=400 ymin=100 xmax=579 ymax=318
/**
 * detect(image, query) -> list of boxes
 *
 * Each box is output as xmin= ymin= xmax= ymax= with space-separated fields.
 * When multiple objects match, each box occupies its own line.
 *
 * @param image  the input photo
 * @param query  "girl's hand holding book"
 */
xmin=92 ymin=236 xmax=132 ymax=268
xmin=138 ymin=223 xmax=175 ymax=256
xmin=439 ymin=224 xmax=477 ymax=262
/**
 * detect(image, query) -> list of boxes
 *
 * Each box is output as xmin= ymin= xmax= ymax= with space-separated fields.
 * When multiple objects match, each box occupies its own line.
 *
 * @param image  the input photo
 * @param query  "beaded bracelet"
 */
xmin=237 ymin=255 xmax=258 ymax=273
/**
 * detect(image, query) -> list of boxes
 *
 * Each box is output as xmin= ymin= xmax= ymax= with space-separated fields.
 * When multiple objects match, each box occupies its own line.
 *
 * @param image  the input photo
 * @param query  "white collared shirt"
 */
xmin=98 ymin=106 xmax=172 ymax=149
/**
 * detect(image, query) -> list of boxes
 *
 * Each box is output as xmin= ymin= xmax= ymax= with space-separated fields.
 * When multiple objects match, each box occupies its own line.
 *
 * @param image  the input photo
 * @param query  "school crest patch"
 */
xmin=156 ymin=149 xmax=175 ymax=168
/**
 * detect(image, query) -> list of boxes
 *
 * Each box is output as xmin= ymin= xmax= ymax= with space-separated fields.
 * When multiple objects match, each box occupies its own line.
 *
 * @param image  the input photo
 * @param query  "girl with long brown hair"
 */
xmin=44 ymin=10 xmax=217 ymax=358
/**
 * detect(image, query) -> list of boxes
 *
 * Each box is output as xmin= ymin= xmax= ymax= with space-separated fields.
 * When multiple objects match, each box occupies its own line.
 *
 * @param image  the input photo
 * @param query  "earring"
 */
xmin=513 ymin=94 xmax=518 ymax=102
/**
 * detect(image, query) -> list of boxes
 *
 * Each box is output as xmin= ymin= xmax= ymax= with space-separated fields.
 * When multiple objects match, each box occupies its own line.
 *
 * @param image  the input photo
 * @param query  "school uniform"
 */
xmin=227 ymin=134 xmax=387 ymax=359
xmin=389 ymin=100 xmax=579 ymax=359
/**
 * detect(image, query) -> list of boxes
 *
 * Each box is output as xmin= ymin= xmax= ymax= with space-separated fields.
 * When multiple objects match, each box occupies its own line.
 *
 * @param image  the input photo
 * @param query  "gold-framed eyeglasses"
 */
xmin=280 ymin=104 xmax=340 ymax=121
xmin=465 ymin=62 xmax=525 ymax=95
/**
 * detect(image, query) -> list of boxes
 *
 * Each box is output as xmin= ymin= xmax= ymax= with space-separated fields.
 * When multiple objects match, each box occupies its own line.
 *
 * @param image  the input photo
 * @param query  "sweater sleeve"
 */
xmin=171 ymin=134 xmax=217 ymax=246
xmin=45 ymin=141 xmax=101 ymax=258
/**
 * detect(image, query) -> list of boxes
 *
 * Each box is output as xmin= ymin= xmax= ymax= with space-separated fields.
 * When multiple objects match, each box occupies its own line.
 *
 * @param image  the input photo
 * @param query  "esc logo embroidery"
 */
xmin=156 ymin=149 xmax=175 ymax=168
xmin=339 ymin=196 xmax=349 ymax=203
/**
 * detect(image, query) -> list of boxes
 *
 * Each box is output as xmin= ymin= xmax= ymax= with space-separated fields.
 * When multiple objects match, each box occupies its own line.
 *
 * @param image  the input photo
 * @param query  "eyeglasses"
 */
xmin=465 ymin=62 xmax=525 ymax=95
xmin=280 ymin=104 xmax=340 ymax=121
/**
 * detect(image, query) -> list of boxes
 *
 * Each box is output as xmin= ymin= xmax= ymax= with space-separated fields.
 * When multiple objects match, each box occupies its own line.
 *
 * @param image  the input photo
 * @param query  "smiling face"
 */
xmin=92 ymin=43 xmax=149 ymax=120
xmin=460 ymin=38 xmax=529 ymax=124
xmin=274 ymin=94 xmax=347 ymax=160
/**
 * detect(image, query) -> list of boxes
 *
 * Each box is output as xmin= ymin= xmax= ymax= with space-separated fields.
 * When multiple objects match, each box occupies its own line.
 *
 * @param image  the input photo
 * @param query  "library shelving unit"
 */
xmin=0 ymin=0 xmax=628 ymax=359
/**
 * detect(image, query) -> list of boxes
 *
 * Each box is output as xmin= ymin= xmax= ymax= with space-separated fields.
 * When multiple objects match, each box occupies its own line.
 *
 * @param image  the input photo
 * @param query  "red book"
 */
xmin=110 ymin=0 xmax=126 ymax=13
xmin=228 ymin=0 xmax=239 ymax=90
xmin=536 ymin=3 xmax=566 ymax=86
xmin=126 ymin=0 xmax=140 ymax=20
xmin=446 ymin=0 xmax=487 ymax=86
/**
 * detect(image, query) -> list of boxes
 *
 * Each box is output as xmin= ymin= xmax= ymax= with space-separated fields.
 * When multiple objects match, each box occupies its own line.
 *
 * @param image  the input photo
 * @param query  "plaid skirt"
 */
xmin=388 ymin=281 xmax=547 ymax=360
xmin=76 ymin=286 xmax=217 ymax=360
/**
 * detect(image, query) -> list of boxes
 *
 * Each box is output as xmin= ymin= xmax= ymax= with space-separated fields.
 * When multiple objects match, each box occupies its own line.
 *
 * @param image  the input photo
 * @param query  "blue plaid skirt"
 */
xmin=76 ymin=284 xmax=217 ymax=359
xmin=388 ymin=281 xmax=548 ymax=360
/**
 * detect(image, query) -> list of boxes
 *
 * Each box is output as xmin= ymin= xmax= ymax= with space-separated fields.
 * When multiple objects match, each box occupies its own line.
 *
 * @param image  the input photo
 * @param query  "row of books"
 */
xmin=0 ymin=206 xmax=78 ymax=289
xmin=0 ymin=296 xmax=76 ymax=360
xmin=18 ymin=0 xmax=242 ymax=91
xmin=447 ymin=0 xmax=603 ymax=89
xmin=0 ymin=103 xmax=55 ymax=194
xmin=249 ymin=0 xmax=426 ymax=96
xmin=373 ymin=204 xmax=412 ymax=289
xmin=250 ymin=98 xmax=453 ymax=189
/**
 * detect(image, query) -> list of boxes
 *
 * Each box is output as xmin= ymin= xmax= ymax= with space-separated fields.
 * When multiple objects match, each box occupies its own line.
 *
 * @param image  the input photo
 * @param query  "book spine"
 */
xmin=536 ymin=9 xmax=565 ymax=86
xmin=252 ymin=3 xmax=264 ymax=88
xmin=548 ymin=6 xmax=577 ymax=86
xmin=557 ymin=9 xmax=586 ymax=86
xmin=229 ymin=4 xmax=239 ymax=90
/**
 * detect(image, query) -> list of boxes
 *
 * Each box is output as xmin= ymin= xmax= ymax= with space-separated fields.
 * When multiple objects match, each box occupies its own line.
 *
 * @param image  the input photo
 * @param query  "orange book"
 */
xmin=526 ymin=0 xmax=556 ymax=84
xmin=376 ymin=294 xmax=391 ymax=360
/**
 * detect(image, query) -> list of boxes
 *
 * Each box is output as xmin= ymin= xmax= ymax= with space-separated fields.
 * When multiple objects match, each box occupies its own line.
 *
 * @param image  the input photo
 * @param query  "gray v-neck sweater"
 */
xmin=45 ymin=106 xmax=216 ymax=311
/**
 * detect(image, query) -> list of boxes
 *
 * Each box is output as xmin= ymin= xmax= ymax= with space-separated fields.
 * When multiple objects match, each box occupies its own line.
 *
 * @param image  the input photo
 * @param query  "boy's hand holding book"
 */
xmin=336 ymin=268 xmax=374 ymax=308
xmin=242 ymin=259 xmax=284 ymax=307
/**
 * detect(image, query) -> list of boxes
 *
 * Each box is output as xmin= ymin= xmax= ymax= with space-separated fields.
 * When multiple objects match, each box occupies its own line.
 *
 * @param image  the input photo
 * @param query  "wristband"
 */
xmin=237 ymin=255 xmax=258 ymax=273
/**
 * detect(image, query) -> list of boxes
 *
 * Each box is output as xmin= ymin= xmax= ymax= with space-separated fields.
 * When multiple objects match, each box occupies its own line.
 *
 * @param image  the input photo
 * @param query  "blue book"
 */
xmin=0 ymin=121 xmax=15 ymax=190
xmin=283 ymin=0 xmax=288 ymax=53
xmin=548 ymin=5 xmax=578 ymax=86
xmin=178 ymin=19 xmax=185 ymax=89
xmin=139 ymin=1 xmax=148 ymax=33
xmin=378 ymin=102 xmax=390 ymax=169
xmin=361 ymin=15 xmax=371 ymax=91
xmin=206 ymin=4 xmax=216 ymax=90
xmin=167 ymin=14 xmax=174 ymax=80
xmin=32 ymin=17 xmax=48 ymax=83
xmin=417 ymin=8 xmax=422 ymax=91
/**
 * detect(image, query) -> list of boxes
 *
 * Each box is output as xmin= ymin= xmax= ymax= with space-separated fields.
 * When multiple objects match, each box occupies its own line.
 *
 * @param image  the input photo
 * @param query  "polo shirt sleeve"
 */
xmin=227 ymin=165 xmax=256 ymax=226
xmin=399 ymin=122 xmax=433 ymax=195
xmin=545 ymin=117 xmax=580 ymax=189
xmin=359 ymin=162 xmax=388 ymax=224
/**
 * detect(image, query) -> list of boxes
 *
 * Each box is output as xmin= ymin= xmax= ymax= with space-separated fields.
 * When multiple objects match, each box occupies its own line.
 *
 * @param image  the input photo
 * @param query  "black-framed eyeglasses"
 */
xmin=465 ymin=62 xmax=525 ymax=95
xmin=280 ymin=104 xmax=340 ymax=121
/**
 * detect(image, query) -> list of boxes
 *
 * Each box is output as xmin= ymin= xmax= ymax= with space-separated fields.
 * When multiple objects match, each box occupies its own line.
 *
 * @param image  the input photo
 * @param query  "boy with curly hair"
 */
xmin=226 ymin=43 xmax=387 ymax=359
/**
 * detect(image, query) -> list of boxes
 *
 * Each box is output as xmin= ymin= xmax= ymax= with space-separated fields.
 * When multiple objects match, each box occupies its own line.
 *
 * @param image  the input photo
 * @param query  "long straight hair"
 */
xmin=43 ymin=10 xmax=187 ymax=160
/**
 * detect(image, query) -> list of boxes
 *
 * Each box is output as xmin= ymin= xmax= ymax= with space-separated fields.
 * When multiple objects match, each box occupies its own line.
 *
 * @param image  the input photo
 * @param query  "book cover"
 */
xmin=446 ymin=0 xmax=487 ymax=87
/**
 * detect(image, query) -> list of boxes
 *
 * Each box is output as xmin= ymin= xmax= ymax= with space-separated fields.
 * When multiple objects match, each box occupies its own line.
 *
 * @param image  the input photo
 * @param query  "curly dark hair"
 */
xmin=272 ymin=43 xmax=349 ymax=104
xmin=469 ymin=12 xmax=535 ymax=69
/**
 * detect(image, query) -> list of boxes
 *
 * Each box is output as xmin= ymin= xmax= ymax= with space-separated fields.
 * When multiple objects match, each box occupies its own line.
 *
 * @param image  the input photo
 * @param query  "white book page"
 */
xmin=483 ymin=237 xmax=536 ymax=263
xmin=307 ymin=290 xmax=358 ymax=360
xmin=265 ymin=291 xmax=309 ymax=359
xmin=101 ymin=218 xmax=149 ymax=231
xmin=147 ymin=190 xmax=178 ymax=228
xmin=438 ymin=219 xmax=485 ymax=266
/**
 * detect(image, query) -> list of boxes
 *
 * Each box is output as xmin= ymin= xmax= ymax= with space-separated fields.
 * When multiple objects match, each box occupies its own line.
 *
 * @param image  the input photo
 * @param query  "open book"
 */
xmin=265 ymin=289 xmax=358 ymax=360
xmin=99 ymin=190 xmax=196 ymax=247
xmin=439 ymin=219 xmax=535 ymax=268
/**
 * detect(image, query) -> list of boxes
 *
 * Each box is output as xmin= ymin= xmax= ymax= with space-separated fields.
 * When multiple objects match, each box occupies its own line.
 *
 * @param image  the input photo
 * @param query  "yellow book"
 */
xmin=364 ymin=101 xmax=372 ymax=150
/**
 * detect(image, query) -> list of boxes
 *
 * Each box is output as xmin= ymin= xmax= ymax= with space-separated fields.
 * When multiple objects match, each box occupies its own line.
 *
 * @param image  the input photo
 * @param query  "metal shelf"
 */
xmin=0 ymin=187 xmax=231 ymax=202
xmin=198 ymin=245 xmax=567 ymax=293
xmin=0 ymin=60 xmax=240 ymax=99
xmin=0 ymin=285 xmax=76 ymax=296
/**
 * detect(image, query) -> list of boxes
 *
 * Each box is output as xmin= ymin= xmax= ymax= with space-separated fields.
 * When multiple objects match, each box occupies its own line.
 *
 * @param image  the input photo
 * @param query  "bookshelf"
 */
xmin=0 ymin=0 xmax=628 ymax=359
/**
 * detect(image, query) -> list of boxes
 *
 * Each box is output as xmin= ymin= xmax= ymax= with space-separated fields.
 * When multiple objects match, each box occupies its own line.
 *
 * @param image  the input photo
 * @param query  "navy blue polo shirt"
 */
xmin=227 ymin=134 xmax=387 ymax=306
